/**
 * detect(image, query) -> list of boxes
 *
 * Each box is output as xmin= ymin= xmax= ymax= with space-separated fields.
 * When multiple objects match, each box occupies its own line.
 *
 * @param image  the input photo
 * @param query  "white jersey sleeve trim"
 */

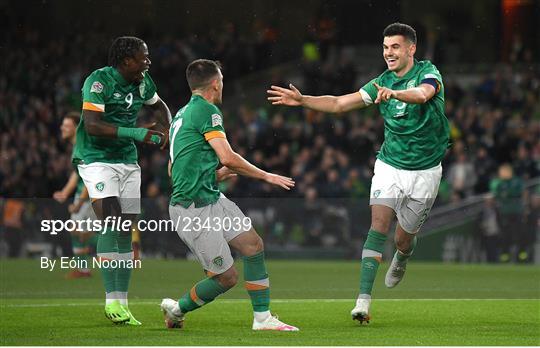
xmin=423 ymin=73 xmax=439 ymax=80
xmin=359 ymin=89 xmax=373 ymax=106
xmin=144 ymin=92 xmax=159 ymax=105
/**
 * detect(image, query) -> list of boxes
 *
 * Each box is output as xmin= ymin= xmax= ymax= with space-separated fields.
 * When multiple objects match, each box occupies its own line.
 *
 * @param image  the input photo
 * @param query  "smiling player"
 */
xmin=268 ymin=23 xmax=449 ymax=323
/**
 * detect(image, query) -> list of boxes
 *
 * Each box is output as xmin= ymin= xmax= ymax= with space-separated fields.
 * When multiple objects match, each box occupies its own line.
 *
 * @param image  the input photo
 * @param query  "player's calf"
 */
xmin=385 ymin=251 xmax=408 ymax=288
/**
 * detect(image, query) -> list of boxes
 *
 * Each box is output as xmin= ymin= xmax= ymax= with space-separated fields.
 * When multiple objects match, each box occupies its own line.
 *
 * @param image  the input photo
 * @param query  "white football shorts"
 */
xmin=77 ymin=162 xmax=141 ymax=214
xmin=370 ymin=159 xmax=442 ymax=234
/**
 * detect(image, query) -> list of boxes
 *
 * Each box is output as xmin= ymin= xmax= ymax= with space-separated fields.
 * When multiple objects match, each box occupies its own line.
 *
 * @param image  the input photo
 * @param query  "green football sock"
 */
xmin=96 ymin=227 xmax=118 ymax=293
xmin=178 ymin=277 xmax=227 ymax=313
xmin=116 ymin=232 xmax=132 ymax=293
xmin=243 ymin=252 xmax=270 ymax=312
xmin=360 ymin=229 xmax=387 ymax=295
xmin=396 ymin=236 xmax=417 ymax=262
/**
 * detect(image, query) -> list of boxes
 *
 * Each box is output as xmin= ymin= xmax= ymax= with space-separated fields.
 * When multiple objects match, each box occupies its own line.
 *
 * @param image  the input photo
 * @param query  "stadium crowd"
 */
xmin=1 ymin=27 xmax=539 ymax=261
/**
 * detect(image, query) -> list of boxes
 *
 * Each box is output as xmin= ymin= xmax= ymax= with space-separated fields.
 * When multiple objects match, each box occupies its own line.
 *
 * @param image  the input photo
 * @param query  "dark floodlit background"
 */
xmin=1 ymin=0 xmax=539 ymax=263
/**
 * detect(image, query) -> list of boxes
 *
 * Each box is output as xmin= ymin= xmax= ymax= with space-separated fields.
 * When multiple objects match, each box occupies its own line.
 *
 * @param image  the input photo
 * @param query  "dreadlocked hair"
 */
xmin=108 ymin=36 xmax=145 ymax=67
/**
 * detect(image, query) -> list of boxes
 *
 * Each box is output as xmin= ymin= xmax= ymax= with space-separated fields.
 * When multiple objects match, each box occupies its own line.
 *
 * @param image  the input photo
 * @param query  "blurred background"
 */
xmin=1 ymin=0 xmax=539 ymax=264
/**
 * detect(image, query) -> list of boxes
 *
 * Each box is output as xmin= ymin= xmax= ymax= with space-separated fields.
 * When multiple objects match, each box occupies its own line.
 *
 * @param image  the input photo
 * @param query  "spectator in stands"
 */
xmin=479 ymin=195 xmax=500 ymax=263
xmin=490 ymin=164 xmax=526 ymax=263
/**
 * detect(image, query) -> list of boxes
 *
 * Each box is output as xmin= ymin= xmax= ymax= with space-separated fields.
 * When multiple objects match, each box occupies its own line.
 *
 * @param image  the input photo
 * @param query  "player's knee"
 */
xmin=395 ymin=232 xmax=415 ymax=252
xmin=216 ymin=267 xmax=238 ymax=289
xmin=244 ymin=235 xmax=264 ymax=256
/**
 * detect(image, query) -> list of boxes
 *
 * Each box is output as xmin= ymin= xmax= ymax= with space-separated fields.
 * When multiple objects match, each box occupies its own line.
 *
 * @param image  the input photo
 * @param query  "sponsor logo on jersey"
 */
xmin=139 ymin=82 xmax=146 ymax=98
xmin=95 ymin=182 xmax=105 ymax=192
xmin=211 ymin=114 xmax=222 ymax=127
xmin=113 ymin=92 xmax=122 ymax=99
xmin=373 ymin=189 xmax=381 ymax=198
xmin=90 ymin=81 xmax=104 ymax=94
xmin=212 ymin=256 xmax=223 ymax=267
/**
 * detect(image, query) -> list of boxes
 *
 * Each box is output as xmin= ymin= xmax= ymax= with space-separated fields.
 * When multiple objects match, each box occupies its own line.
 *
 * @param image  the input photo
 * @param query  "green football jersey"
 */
xmin=169 ymin=95 xmax=226 ymax=208
xmin=361 ymin=60 xmax=450 ymax=170
xmin=73 ymin=66 xmax=158 ymax=165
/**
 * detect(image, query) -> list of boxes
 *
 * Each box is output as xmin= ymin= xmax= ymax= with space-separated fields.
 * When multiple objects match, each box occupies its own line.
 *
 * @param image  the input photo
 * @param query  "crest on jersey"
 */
xmin=373 ymin=189 xmax=381 ymax=198
xmin=139 ymin=81 xmax=146 ymax=98
xmin=212 ymin=256 xmax=223 ymax=267
xmin=406 ymin=80 xmax=416 ymax=89
xmin=211 ymin=114 xmax=222 ymax=127
xmin=90 ymin=81 xmax=104 ymax=94
xmin=96 ymin=182 xmax=105 ymax=192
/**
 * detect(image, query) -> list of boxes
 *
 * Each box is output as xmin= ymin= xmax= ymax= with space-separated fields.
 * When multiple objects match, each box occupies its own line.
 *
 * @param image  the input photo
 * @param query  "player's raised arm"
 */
xmin=267 ymin=83 xmax=368 ymax=113
xmin=208 ymin=137 xmax=294 ymax=190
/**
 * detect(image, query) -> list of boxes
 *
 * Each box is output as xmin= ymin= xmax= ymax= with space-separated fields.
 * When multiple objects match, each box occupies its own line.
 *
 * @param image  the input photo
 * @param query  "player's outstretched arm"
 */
xmin=53 ymin=171 xmax=78 ymax=203
xmin=83 ymin=110 xmax=165 ymax=146
xmin=267 ymin=84 xmax=367 ymax=113
xmin=373 ymin=82 xmax=436 ymax=104
xmin=208 ymin=137 xmax=294 ymax=190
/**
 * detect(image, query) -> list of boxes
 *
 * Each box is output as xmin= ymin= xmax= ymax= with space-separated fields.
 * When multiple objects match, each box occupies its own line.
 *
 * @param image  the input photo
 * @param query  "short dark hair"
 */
xmin=108 ymin=36 xmax=146 ymax=67
xmin=64 ymin=111 xmax=80 ymax=126
xmin=383 ymin=22 xmax=417 ymax=44
xmin=186 ymin=59 xmax=222 ymax=91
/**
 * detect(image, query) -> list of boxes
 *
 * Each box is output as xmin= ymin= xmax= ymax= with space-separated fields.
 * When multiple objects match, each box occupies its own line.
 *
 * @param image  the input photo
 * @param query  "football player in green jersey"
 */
xmin=53 ymin=112 xmax=96 ymax=279
xmin=73 ymin=36 xmax=171 ymax=325
xmin=268 ymin=23 xmax=450 ymax=323
xmin=161 ymin=59 xmax=299 ymax=331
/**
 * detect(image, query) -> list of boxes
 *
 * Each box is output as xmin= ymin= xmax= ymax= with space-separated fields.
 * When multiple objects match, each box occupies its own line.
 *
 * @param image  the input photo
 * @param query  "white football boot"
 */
xmin=351 ymin=296 xmax=371 ymax=324
xmin=160 ymin=298 xmax=185 ymax=329
xmin=252 ymin=314 xmax=299 ymax=331
xmin=385 ymin=252 xmax=408 ymax=288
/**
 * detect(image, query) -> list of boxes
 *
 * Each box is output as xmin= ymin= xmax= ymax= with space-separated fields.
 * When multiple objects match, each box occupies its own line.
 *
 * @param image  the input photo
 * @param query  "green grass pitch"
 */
xmin=1 ymin=259 xmax=539 ymax=345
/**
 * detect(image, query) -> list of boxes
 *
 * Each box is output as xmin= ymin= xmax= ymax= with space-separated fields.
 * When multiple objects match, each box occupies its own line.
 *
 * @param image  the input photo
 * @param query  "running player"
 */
xmin=73 ymin=36 xmax=171 ymax=325
xmin=268 ymin=22 xmax=450 ymax=323
xmin=161 ymin=59 xmax=299 ymax=331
